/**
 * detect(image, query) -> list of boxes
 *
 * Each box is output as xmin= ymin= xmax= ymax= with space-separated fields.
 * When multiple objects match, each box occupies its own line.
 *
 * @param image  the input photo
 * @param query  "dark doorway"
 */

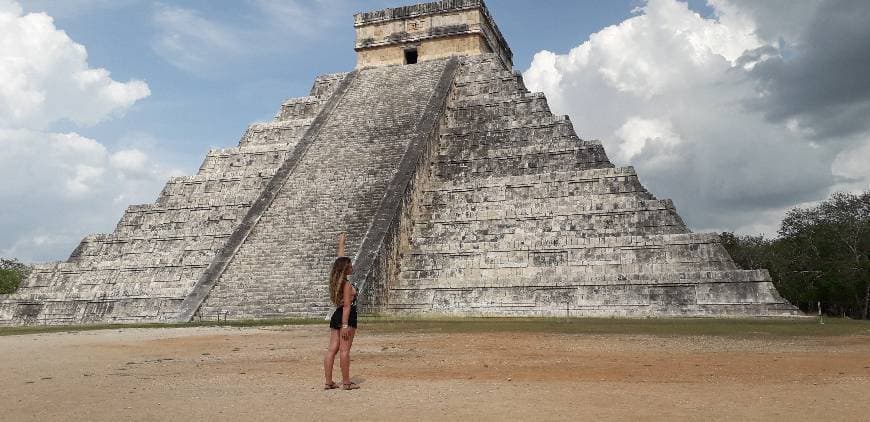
xmin=404 ymin=48 xmax=418 ymax=64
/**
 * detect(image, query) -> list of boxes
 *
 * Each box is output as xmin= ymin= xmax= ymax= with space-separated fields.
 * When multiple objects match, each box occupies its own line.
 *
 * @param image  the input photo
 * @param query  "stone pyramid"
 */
xmin=0 ymin=0 xmax=799 ymax=325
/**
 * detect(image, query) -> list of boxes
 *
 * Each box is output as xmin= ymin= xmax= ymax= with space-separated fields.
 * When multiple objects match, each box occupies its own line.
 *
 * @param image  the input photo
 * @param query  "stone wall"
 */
xmin=379 ymin=54 xmax=799 ymax=317
xmin=356 ymin=34 xmax=490 ymax=68
xmin=196 ymin=58 xmax=456 ymax=320
xmin=0 ymin=74 xmax=346 ymax=325
xmin=354 ymin=0 xmax=512 ymax=69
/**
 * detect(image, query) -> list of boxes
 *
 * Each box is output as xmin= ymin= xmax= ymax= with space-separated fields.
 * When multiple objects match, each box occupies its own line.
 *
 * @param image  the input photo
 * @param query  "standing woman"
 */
xmin=323 ymin=232 xmax=360 ymax=390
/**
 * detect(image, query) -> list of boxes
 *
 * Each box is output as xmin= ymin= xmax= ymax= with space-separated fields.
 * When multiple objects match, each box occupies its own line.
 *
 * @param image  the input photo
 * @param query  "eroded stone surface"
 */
xmin=0 ymin=0 xmax=799 ymax=325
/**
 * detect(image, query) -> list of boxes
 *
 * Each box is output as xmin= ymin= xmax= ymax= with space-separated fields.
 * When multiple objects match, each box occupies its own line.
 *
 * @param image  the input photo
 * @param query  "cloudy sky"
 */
xmin=1 ymin=0 xmax=868 ymax=263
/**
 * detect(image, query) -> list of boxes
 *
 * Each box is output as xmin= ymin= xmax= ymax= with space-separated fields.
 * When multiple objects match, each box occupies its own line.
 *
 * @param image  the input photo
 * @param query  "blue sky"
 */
xmin=26 ymin=0 xmax=712 ymax=170
xmin=2 ymin=0 xmax=868 ymax=262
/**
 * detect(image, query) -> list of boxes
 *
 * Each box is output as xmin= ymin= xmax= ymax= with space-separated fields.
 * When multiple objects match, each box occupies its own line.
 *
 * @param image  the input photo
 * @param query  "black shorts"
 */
xmin=329 ymin=305 xmax=358 ymax=330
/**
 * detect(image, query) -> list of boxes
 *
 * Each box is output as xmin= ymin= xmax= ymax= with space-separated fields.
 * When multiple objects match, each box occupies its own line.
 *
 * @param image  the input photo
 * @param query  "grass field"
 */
xmin=2 ymin=315 xmax=867 ymax=337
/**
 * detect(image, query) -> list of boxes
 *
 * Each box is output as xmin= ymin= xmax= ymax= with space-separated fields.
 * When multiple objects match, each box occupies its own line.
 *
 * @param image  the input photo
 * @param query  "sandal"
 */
xmin=341 ymin=382 xmax=360 ymax=390
xmin=324 ymin=381 xmax=339 ymax=390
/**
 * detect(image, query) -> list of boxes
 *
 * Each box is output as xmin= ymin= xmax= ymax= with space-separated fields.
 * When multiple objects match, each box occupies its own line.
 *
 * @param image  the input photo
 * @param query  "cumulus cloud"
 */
xmin=0 ymin=1 xmax=149 ymax=128
xmin=524 ymin=0 xmax=870 ymax=236
xmin=0 ymin=129 xmax=181 ymax=262
xmin=0 ymin=1 xmax=176 ymax=262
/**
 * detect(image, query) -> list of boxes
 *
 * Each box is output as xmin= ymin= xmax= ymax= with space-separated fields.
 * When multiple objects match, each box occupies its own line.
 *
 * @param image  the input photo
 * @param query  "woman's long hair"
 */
xmin=329 ymin=257 xmax=352 ymax=306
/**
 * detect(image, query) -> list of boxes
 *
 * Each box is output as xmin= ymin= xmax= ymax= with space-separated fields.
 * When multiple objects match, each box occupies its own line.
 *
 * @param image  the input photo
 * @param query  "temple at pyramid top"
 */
xmin=354 ymin=0 xmax=513 ymax=69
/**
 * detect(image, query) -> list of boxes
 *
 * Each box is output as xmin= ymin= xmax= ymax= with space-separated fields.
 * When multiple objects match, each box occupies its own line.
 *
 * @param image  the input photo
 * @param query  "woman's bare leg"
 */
xmin=324 ymin=329 xmax=340 ymax=384
xmin=339 ymin=328 xmax=357 ymax=384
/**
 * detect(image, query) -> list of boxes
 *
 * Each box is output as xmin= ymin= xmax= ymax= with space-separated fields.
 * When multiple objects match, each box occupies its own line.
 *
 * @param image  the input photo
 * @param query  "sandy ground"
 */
xmin=1 ymin=325 xmax=868 ymax=421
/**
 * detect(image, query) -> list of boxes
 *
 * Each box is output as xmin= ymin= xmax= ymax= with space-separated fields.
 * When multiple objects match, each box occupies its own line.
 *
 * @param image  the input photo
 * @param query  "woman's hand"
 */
xmin=341 ymin=326 xmax=350 ymax=340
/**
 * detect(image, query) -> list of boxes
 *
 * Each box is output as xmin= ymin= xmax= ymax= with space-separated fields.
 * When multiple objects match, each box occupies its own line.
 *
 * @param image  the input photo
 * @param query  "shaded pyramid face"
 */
xmin=0 ymin=1 xmax=799 ymax=326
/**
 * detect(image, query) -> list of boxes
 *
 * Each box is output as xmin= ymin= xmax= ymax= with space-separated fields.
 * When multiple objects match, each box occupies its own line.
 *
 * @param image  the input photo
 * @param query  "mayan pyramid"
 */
xmin=0 ymin=0 xmax=799 ymax=325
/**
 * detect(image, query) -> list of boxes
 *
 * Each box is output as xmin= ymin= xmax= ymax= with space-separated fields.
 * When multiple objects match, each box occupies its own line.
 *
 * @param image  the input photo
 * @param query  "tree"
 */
xmin=0 ymin=269 xmax=21 ymax=294
xmin=721 ymin=190 xmax=870 ymax=319
xmin=778 ymin=191 xmax=870 ymax=319
xmin=0 ymin=258 xmax=32 ymax=295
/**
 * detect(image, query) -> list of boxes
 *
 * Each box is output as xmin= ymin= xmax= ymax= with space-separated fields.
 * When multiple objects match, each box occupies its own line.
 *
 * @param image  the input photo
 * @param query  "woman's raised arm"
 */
xmin=337 ymin=232 xmax=347 ymax=257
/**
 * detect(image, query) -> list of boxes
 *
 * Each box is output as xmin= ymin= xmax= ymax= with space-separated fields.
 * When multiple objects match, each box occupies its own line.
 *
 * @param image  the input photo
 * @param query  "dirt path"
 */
xmin=1 ymin=325 xmax=868 ymax=421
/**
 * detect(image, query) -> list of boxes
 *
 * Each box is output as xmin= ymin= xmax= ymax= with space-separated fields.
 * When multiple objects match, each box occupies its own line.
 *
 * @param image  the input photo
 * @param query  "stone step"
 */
xmin=419 ymin=196 xmax=674 ymax=224
xmin=453 ymin=59 xmax=528 ymax=101
xmin=405 ymin=232 xmax=719 ymax=256
xmin=64 ymin=246 xmax=216 ymax=268
xmin=164 ymin=167 xmax=277 ymax=187
xmin=445 ymin=114 xmax=573 ymax=134
xmin=447 ymin=105 xmax=551 ymax=129
xmin=434 ymin=142 xmax=610 ymax=168
xmin=451 ymin=91 xmax=548 ymax=109
xmin=383 ymin=276 xmax=800 ymax=318
xmin=239 ymin=119 xmax=313 ymax=147
xmin=452 ymin=80 xmax=527 ymax=102
xmin=12 ymin=267 xmax=195 ymax=297
xmin=271 ymin=71 xmax=349 ymax=122
xmin=10 ymin=282 xmax=194 ymax=303
xmin=420 ymin=185 xmax=661 ymax=216
xmin=411 ymin=210 xmax=686 ymax=243
xmin=276 ymin=96 xmax=324 ymax=121
xmin=197 ymin=144 xmax=294 ymax=176
xmin=438 ymin=133 xmax=590 ymax=155
xmin=155 ymin=181 xmax=265 ymax=208
xmin=440 ymin=122 xmax=581 ymax=150
xmin=420 ymin=183 xmax=656 ymax=213
xmin=423 ymin=166 xmax=644 ymax=194
xmin=396 ymin=268 xmax=769 ymax=290
xmin=400 ymin=248 xmax=735 ymax=278
xmin=442 ymin=116 xmax=577 ymax=138
xmin=308 ymin=72 xmax=350 ymax=98
xmin=432 ymin=148 xmax=613 ymax=181
xmin=156 ymin=186 xmax=263 ymax=209
xmin=0 ymin=298 xmax=184 ymax=326
xmin=115 ymin=202 xmax=248 ymax=231
xmin=69 ymin=231 xmax=228 ymax=258
xmin=458 ymin=54 xmax=505 ymax=71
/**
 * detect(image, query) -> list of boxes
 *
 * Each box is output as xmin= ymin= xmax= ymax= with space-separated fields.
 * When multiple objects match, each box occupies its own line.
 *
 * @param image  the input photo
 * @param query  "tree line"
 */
xmin=721 ymin=190 xmax=869 ymax=319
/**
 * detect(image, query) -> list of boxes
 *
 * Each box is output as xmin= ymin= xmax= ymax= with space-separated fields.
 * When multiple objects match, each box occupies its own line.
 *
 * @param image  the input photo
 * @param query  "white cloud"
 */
xmin=0 ymin=1 xmax=149 ymax=128
xmin=524 ymin=0 xmax=870 ymax=236
xmin=0 ymin=129 xmax=180 ymax=262
xmin=613 ymin=117 xmax=683 ymax=163
xmin=150 ymin=0 xmax=351 ymax=73
xmin=151 ymin=4 xmax=244 ymax=73
xmin=0 ymin=1 xmax=176 ymax=263
xmin=831 ymin=140 xmax=870 ymax=193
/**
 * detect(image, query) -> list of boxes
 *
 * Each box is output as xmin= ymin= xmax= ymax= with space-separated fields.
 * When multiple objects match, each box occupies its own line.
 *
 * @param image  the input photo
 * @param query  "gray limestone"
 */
xmin=0 ymin=0 xmax=799 ymax=326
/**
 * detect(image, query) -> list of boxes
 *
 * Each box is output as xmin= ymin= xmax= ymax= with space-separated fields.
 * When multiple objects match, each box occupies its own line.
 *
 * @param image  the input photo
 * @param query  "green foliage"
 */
xmin=0 ymin=258 xmax=31 ymax=294
xmin=721 ymin=190 xmax=870 ymax=319
xmin=0 ymin=269 xmax=21 ymax=294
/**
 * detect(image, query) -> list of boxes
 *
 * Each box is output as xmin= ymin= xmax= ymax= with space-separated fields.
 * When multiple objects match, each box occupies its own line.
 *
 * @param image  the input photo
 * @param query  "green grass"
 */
xmin=0 ymin=318 xmax=324 ymax=337
xmin=359 ymin=316 xmax=870 ymax=337
xmin=1 ymin=316 xmax=867 ymax=338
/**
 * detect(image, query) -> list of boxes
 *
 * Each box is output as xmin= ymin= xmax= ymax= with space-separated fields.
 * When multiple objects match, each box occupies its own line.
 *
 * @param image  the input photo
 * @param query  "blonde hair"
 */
xmin=329 ymin=257 xmax=352 ymax=306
